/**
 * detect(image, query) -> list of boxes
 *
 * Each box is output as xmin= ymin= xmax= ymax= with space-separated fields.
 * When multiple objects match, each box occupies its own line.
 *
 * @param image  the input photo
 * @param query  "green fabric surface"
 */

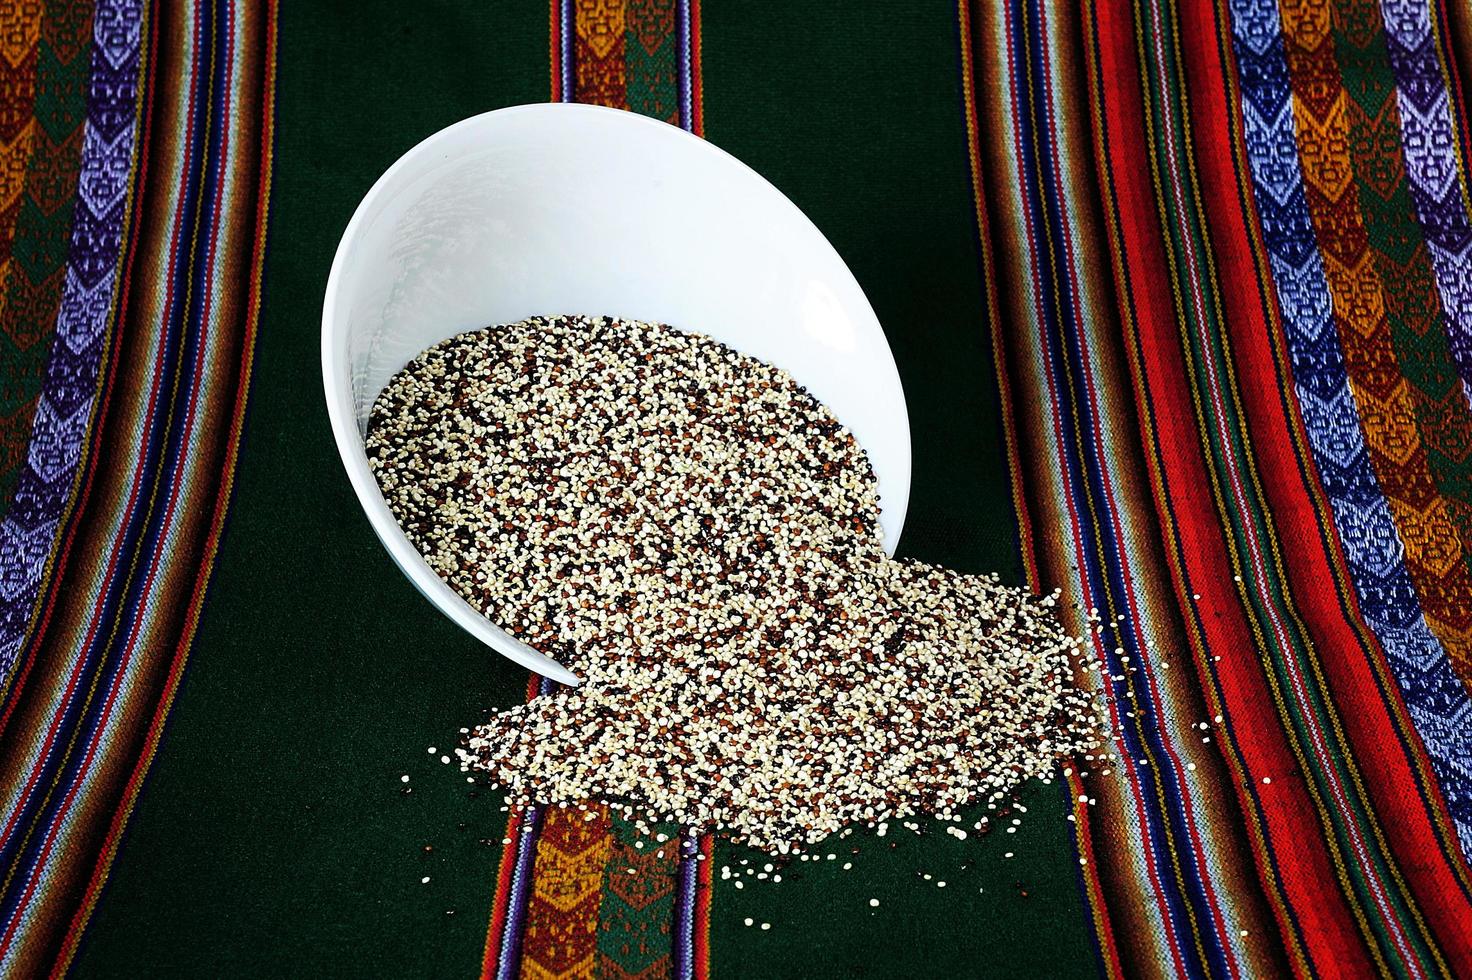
xmin=701 ymin=4 xmax=1092 ymax=976
xmin=74 ymin=2 xmax=1096 ymax=976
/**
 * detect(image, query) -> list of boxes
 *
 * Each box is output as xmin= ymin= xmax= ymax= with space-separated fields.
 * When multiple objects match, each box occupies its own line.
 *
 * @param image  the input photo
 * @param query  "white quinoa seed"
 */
xmin=368 ymin=315 xmax=1103 ymax=852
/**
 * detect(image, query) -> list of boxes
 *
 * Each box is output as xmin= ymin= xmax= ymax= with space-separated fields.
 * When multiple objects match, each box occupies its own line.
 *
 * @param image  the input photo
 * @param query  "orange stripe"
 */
xmin=481 ymin=807 xmax=527 ymax=980
xmin=519 ymin=806 xmax=614 ymax=978
xmin=574 ymin=0 xmax=626 ymax=109
xmin=692 ymin=833 xmax=713 ymax=979
xmin=0 ymin=0 xmax=43 ymax=298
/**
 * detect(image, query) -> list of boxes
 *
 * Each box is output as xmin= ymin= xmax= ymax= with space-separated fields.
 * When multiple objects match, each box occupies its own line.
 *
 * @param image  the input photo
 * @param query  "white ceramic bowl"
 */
xmin=322 ymin=103 xmax=911 ymax=686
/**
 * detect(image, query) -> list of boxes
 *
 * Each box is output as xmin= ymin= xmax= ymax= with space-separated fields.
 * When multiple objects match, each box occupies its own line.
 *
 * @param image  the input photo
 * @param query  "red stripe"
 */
xmin=684 ymin=11 xmax=707 ymax=970
xmin=548 ymin=0 xmax=561 ymax=103
xmin=1087 ymin=0 xmax=1373 ymax=972
xmin=480 ymin=807 xmax=525 ymax=979
xmin=1063 ymin=772 xmax=1125 ymax=978
xmin=692 ymin=832 xmax=712 ymax=980
xmin=687 ymin=0 xmax=702 ymax=138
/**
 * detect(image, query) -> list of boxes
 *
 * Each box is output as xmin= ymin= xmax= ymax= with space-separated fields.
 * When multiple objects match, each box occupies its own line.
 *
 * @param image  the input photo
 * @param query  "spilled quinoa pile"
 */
xmin=366 ymin=314 xmax=1102 ymax=851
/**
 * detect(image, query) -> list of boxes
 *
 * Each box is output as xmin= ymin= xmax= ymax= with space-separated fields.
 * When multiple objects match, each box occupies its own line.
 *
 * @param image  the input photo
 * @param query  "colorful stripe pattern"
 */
xmin=0 ymin=0 xmax=275 ymax=974
xmin=480 ymin=4 xmax=708 ymax=977
xmin=7 ymin=1 xmax=1469 ymax=974
xmin=1233 ymin=0 xmax=1472 ymax=847
xmin=1381 ymin=0 xmax=1472 ymax=400
xmin=0 ymin=0 xmax=90 ymax=509
xmin=1288 ymin=0 xmax=1472 ymax=680
xmin=963 ymin=0 xmax=1472 ymax=974
xmin=0 ymin=3 xmax=43 ymax=316
xmin=963 ymin=1 xmax=1282 ymax=973
xmin=0 ymin=0 xmax=97 ymax=687
xmin=552 ymin=0 xmax=701 ymax=134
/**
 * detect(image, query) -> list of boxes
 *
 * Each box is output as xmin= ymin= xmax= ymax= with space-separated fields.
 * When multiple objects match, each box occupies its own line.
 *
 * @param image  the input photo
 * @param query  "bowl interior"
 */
xmin=323 ymin=103 xmax=911 ymax=680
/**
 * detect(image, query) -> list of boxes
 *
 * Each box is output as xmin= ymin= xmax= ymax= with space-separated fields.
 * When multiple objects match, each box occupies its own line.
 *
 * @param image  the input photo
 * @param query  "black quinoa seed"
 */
xmin=366 ymin=315 xmax=1103 ymax=852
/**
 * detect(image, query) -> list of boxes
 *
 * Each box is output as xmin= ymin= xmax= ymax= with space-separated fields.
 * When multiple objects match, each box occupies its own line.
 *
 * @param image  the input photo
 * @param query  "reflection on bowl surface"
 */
xmin=322 ymin=103 xmax=911 ymax=682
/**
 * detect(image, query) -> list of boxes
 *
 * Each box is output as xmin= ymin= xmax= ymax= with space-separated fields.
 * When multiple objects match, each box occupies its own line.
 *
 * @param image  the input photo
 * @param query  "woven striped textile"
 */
xmin=0 ymin=0 xmax=275 ymax=974
xmin=965 ymin=0 xmax=1472 ymax=973
xmin=4 ymin=0 xmax=1472 ymax=975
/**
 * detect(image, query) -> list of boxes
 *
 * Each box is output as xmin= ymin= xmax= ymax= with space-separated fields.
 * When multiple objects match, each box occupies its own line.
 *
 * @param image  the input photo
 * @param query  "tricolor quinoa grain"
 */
xmin=367 ymin=315 xmax=1100 ymax=851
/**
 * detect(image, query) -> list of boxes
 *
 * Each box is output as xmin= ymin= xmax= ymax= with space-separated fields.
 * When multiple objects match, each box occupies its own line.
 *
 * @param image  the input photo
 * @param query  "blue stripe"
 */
xmin=496 ymin=803 xmax=545 ymax=980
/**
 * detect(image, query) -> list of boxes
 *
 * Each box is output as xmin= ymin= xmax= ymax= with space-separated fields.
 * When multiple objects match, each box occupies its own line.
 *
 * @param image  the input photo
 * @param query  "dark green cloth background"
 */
xmin=73 ymin=3 xmax=1096 ymax=976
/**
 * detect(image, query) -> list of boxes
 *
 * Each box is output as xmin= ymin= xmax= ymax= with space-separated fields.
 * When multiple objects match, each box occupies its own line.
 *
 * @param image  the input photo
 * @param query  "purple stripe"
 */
xmin=559 ymin=0 xmax=574 ymax=103
xmin=0 ymin=0 xmax=144 ymax=691
xmin=671 ymin=830 xmax=699 ymax=979
xmin=673 ymin=15 xmax=700 ymax=965
xmin=676 ymin=0 xmax=693 ymax=132
xmin=491 ymin=674 xmax=556 ymax=978
xmin=495 ymin=804 xmax=545 ymax=980
xmin=1380 ymin=0 xmax=1472 ymax=400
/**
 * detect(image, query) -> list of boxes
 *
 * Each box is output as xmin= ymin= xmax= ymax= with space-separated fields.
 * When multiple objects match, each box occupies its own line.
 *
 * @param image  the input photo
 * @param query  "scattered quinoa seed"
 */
xmin=368 ymin=315 xmax=1102 ymax=852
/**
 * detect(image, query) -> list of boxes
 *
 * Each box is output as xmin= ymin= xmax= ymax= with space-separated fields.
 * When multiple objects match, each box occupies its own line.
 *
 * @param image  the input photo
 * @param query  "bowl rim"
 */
xmin=321 ymin=102 xmax=912 ymax=687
